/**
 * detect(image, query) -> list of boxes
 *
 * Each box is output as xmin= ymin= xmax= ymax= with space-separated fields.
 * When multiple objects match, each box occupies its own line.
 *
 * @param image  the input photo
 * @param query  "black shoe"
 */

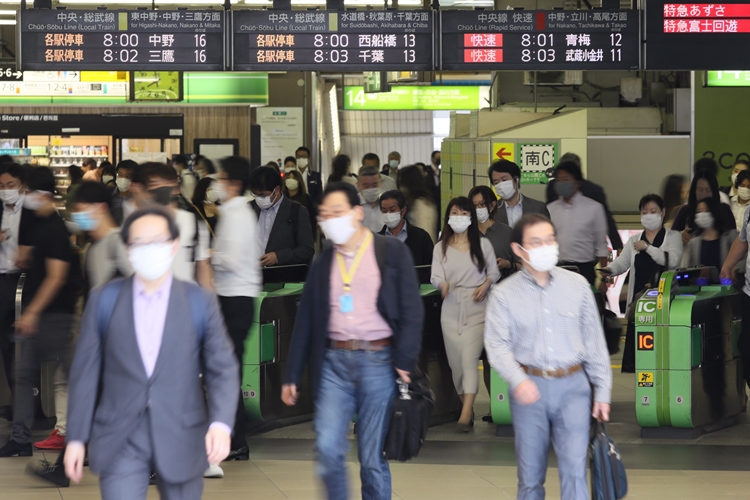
xmin=25 ymin=459 xmax=70 ymax=487
xmin=0 ymin=439 xmax=32 ymax=457
xmin=149 ymin=471 xmax=157 ymax=485
xmin=224 ymin=444 xmax=249 ymax=461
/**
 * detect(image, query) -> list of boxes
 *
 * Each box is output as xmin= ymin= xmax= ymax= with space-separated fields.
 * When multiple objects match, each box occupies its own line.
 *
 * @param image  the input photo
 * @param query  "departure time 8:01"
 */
xmin=520 ymin=34 xmax=555 ymax=62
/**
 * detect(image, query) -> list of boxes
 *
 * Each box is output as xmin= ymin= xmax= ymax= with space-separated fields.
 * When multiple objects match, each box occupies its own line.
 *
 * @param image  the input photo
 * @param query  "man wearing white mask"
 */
xmin=377 ymin=190 xmax=433 ymax=266
xmin=64 ymin=205 xmax=239 ymax=499
xmin=357 ymin=165 xmax=385 ymax=233
xmin=295 ymin=146 xmax=322 ymax=205
xmin=0 ymin=162 xmax=33 ymax=413
xmin=730 ymin=169 xmax=750 ymax=232
xmin=484 ymin=213 xmax=612 ymax=500
xmin=110 ymin=160 xmax=136 ymax=226
xmin=211 ymin=156 xmax=262 ymax=461
xmin=282 ymin=182 xmax=423 ymax=500
xmin=386 ymin=151 xmax=401 ymax=180
xmin=488 ymin=160 xmax=549 ymax=229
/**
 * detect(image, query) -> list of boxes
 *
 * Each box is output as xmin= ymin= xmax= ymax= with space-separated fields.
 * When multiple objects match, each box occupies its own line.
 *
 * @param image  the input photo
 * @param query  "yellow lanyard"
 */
xmin=335 ymin=231 xmax=373 ymax=292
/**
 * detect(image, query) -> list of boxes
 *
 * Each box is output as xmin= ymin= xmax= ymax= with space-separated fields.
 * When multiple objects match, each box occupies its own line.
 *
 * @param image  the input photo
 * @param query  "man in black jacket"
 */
xmin=282 ymin=182 xmax=423 ymax=500
xmin=377 ymin=190 xmax=434 ymax=267
xmin=249 ymin=166 xmax=315 ymax=268
xmin=546 ymin=152 xmax=623 ymax=251
xmin=295 ymin=146 xmax=323 ymax=205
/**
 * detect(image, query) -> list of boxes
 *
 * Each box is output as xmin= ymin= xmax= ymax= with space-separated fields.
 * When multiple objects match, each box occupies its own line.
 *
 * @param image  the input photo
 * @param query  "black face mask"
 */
xmin=149 ymin=186 xmax=174 ymax=206
xmin=434 ymin=159 xmax=441 ymax=167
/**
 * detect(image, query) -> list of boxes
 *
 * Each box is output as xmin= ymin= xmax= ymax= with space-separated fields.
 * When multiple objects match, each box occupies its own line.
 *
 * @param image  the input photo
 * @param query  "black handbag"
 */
xmin=383 ymin=371 xmax=435 ymax=462
xmin=590 ymin=422 xmax=628 ymax=500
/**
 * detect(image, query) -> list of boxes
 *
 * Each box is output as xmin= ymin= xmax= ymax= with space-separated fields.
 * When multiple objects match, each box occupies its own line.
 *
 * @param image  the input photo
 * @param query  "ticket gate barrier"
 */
xmin=635 ymin=267 xmax=743 ymax=439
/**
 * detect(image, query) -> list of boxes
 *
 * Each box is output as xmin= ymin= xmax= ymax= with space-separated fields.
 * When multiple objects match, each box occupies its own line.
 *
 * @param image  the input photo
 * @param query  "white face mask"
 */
xmin=739 ymin=187 xmax=750 ymax=201
xmin=640 ymin=213 xmax=663 ymax=231
xmin=296 ymin=158 xmax=308 ymax=170
xmin=495 ymin=180 xmax=516 ymax=200
xmin=382 ymin=212 xmax=402 ymax=229
xmin=212 ymin=182 xmax=229 ymax=202
xmin=255 ymin=193 xmax=275 ymax=210
xmin=732 ymin=173 xmax=739 ymax=187
xmin=520 ymin=244 xmax=559 ymax=272
xmin=129 ymin=242 xmax=175 ymax=281
xmin=320 ymin=214 xmax=357 ymax=245
xmin=285 ymin=178 xmax=299 ymax=191
xmin=205 ymin=188 xmax=219 ymax=203
xmin=694 ymin=212 xmax=715 ymax=230
xmin=116 ymin=178 xmax=131 ymax=193
xmin=0 ymin=188 xmax=21 ymax=206
xmin=448 ymin=215 xmax=471 ymax=234
xmin=362 ymin=187 xmax=380 ymax=204
xmin=476 ymin=207 xmax=490 ymax=224
xmin=102 ymin=175 xmax=114 ymax=185
xmin=23 ymin=191 xmax=50 ymax=211
xmin=389 ymin=159 xmax=399 ymax=169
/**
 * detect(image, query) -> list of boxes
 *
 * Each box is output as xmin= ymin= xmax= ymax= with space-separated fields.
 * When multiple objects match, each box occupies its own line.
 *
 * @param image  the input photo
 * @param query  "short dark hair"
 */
xmin=130 ymin=163 xmax=149 ymax=186
xmin=121 ymin=205 xmax=180 ymax=245
xmin=69 ymin=165 xmax=83 ymax=184
xmin=468 ymin=185 xmax=498 ymax=218
xmin=554 ymin=161 xmax=583 ymax=182
xmin=736 ymin=169 xmax=750 ymax=189
xmin=0 ymin=162 xmax=26 ymax=183
xmin=560 ymin=152 xmax=581 ymax=169
xmin=694 ymin=157 xmax=718 ymax=177
xmin=221 ymin=156 xmax=252 ymax=192
xmin=296 ymin=146 xmax=311 ymax=157
xmin=511 ymin=213 xmax=555 ymax=245
xmin=696 ymin=195 xmax=734 ymax=234
xmin=249 ymin=165 xmax=282 ymax=192
xmin=82 ymin=158 xmax=97 ymax=169
xmin=283 ymin=156 xmax=296 ymax=166
xmin=488 ymin=160 xmax=521 ymax=180
xmin=362 ymin=152 xmax=380 ymax=166
xmin=144 ymin=162 xmax=178 ymax=183
xmin=73 ymin=181 xmax=113 ymax=208
xmin=323 ymin=181 xmax=360 ymax=209
xmin=116 ymin=159 xmax=137 ymax=173
xmin=379 ymin=189 xmax=406 ymax=210
xmin=173 ymin=155 xmax=188 ymax=166
xmin=638 ymin=193 xmax=665 ymax=211
xmin=26 ymin=166 xmax=55 ymax=193
xmin=0 ymin=155 xmax=12 ymax=164
xmin=431 ymin=150 xmax=440 ymax=161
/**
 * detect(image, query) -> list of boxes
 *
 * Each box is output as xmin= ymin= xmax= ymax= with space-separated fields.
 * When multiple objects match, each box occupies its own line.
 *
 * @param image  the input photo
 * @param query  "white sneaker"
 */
xmin=203 ymin=463 xmax=224 ymax=479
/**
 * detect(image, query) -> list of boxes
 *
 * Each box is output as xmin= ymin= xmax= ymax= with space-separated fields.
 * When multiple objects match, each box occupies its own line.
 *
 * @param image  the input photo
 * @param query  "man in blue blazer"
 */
xmin=282 ymin=182 xmax=423 ymax=500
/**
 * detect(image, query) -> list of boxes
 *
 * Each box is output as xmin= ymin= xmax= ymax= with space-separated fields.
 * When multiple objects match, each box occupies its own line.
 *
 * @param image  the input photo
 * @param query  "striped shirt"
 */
xmin=484 ymin=266 xmax=612 ymax=403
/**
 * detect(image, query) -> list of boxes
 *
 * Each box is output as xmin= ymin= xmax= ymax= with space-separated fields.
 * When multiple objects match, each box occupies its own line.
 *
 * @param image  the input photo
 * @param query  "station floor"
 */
xmin=4 ymin=347 xmax=750 ymax=499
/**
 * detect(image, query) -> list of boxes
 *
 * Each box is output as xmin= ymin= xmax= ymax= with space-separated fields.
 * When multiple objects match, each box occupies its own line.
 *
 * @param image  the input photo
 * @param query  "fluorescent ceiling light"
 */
xmin=0 ymin=18 xmax=14 ymax=24
xmin=242 ymin=0 xmax=272 ymax=4
xmin=290 ymin=0 xmax=326 ymax=4
xmin=60 ymin=0 xmax=237 ymax=4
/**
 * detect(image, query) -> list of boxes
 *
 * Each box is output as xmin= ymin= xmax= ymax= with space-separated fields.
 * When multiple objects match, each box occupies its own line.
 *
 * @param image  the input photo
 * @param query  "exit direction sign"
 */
xmin=0 ymin=69 xmax=23 ymax=81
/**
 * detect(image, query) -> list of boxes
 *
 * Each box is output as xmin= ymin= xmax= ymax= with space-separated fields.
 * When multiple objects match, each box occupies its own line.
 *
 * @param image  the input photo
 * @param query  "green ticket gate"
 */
xmin=635 ymin=267 xmax=743 ymax=439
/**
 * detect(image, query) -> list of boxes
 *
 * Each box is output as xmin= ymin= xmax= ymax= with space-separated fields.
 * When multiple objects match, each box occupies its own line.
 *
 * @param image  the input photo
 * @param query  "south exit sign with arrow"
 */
xmin=492 ymin=142 xmax=515 ymax=162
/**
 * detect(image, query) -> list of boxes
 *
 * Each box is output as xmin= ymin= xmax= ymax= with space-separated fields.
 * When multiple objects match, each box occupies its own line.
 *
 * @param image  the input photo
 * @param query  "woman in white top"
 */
xmin=400 ymin=165 xmax=438 ymax=243
xmin=600 ymin=194 xmax=683 ymax=373
xmin=431 ymin=197 xmax=499 ymax=431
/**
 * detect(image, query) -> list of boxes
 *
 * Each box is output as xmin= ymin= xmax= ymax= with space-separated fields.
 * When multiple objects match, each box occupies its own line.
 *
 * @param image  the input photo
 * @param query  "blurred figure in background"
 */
xmin=99 ymin=161 xmax=115 ymax=189
xmin=294 ymin=146 xmax=323 ymax=205
xmin=730 ymin=170 xmax=750 ymax=232
xmin=682 ymin=196 xmax=740 ymax=270
xmin=173 ymin=155 xmax=197 ymax=202
xmin=358 ymin=166 xmax=385 ymax=233
xmin=191 ymin=176 xmax=219 ymax=238
xmin=194 ymin=157 xmax=217 ymax=180
xmin=327 ymin=154 xmax=357 ymax=186
xmin=362 ymin=153 xmax=397 ymax=192
xmin=282 ymin=156 xmax=296 ymax=174
xmin=671 ymin=170 xmax=735 ymax=245
xmin=694 ymin=157 xmax=731 ymax=204
xmin=399 ymin=165 xmax=437 ymax=243
xmin=81 ymin=158 xmax=98 ymax=178
xmin=722 ymin=160 xmax=750 ymax=198
xmin=661 ymin=174 xmax=688 ymax=227
xmin=282 ymin=169 xmax=317 ymax=241
xmin=386 ymin=151 xmax=401 ymax=180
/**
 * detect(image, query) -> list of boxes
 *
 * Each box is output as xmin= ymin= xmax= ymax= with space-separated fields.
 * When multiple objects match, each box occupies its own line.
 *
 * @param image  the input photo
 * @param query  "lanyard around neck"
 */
xmin=335 ymin=231 xmax=373 ymax=292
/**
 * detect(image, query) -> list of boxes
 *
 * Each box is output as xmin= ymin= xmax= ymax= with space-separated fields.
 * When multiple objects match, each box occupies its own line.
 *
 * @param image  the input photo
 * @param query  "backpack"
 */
xmin=96 ymin=278 xmax=207 ymax=346
xmin=590 ymin=422 xmax=628 ymax=500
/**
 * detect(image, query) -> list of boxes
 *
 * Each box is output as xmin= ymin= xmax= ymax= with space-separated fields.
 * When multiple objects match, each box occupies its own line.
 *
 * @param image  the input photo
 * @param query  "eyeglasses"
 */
xmin=521 ymin=236 xmax=557 ymax=249
xmin=127 ymin=239 xmax=173 ymax=250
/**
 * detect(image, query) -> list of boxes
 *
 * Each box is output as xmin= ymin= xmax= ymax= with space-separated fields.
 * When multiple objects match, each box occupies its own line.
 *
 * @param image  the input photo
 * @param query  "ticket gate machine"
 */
xmin=635 ymin=267 xmax=743 ymax=438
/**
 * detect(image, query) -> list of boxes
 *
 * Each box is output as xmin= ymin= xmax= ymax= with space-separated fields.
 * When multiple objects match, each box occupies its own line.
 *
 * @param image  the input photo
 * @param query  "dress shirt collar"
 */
xmin=519 ymin=263 xmax=559 ymax=288
xmin=385 ymin=220 xmax=408 ymax=237
xmin=4 ymin=198 xmax=21 ymax=213
xmin=134 ymin=273 xmax=173 ymax=300
xmin=562 ymin=191 xmax=581 ymax=206
xmin=504 ymin=192 xmax=524 ymax=209
xmin=263 ymin=194 xmax=283 ymax=213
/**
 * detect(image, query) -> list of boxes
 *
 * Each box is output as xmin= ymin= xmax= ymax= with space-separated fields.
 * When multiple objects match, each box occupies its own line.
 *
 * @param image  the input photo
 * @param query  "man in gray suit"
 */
xmin=64 ymin=206 xmax=239 ymax=500
xmin=489 ymin=160 xmax=550 ymax=228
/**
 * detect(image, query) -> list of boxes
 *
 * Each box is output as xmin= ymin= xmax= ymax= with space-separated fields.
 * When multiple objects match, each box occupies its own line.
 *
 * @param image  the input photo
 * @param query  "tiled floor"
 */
xmin=4 ymin=348 xmax=750 ymax=499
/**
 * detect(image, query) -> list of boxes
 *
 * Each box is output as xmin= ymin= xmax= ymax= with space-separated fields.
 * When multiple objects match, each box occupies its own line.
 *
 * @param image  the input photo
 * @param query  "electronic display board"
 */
xmin=19 ymin=10 xmax=224 ymax=71
xmin=232 ymin=10 xmax=433 ymax=71
xmin=646 ymin=1 xmax=750 ymax=69
xmin=440 ymin=10 xmax=639 ymax=70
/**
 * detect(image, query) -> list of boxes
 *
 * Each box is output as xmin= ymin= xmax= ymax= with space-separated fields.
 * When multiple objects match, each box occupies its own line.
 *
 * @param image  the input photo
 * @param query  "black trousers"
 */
xmin=0 ymin=273 xmax=20 ymax=402
xmin=621 ymin=321 xmax=636 ymax=373
xmin=559 ymin=261 xmax=597 ymax=286
xmin=218 ymin=295 xmax=255 ymax=449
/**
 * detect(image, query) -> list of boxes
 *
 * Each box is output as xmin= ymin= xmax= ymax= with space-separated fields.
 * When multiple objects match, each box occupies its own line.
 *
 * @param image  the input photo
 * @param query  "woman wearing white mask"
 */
xmin=682 ymin=197 xmax=740 ymax=270
xmin=730 ymin=169 xmax=750 ymax=232
xmin=723 ymin=160 xmax=750 ymax=198
xmin=469 ymin=185 xmax=515 ymax=281
xmin=430 ymin=197 xmax=499 ymax=432
xmin=283 ymin=168 xmax=317 ymax=240
xmin=600 ymin=194 xmax=682 ymax=373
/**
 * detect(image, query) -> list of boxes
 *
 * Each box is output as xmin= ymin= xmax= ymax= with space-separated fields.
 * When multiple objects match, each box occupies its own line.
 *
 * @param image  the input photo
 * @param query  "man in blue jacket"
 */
xmin=282 ymin=182 xmax=423 ymax=500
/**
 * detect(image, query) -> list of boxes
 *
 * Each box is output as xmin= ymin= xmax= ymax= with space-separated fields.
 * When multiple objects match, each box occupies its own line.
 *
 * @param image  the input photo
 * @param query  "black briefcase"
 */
xmin=383 ymin=371 xmax=435 ymax=462
xmin=590 ymin=422 xmax=628 ymax=500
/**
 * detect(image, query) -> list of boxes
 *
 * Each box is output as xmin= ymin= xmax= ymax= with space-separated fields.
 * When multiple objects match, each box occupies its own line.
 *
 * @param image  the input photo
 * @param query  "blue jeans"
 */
xmin=510 ymin=370 xmax=592 ymax=500
xmin=314 ymin=346 xmax=397 ymax=500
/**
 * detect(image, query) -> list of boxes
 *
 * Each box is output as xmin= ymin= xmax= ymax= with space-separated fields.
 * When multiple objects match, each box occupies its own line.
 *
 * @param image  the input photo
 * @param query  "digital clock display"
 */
xmin=645 ymin=1 xmax=750 ymax=69
xmin=232 ymin=10 xmax=433 ymax=71
xmin=440 ymin=10 xmax=639 ymax=70
xmin=19 ymin=10 xmax=224 ymax=71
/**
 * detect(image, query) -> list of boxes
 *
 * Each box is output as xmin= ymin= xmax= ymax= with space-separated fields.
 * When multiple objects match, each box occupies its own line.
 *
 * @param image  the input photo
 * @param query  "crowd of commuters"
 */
xmin=0 ymin=146 xmax=747 ymax=500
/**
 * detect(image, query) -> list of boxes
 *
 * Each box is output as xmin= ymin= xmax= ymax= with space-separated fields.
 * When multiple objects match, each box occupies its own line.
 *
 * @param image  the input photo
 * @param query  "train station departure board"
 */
xmin=232 ymin=10 xmax=433 ymax=71
xmin=645 ymin=1 xmax=750 ymax=69
xmin=440 ymin=10 xmax=639 ymax=71
xmin=19 ymin=10 xmax=225 ymax=71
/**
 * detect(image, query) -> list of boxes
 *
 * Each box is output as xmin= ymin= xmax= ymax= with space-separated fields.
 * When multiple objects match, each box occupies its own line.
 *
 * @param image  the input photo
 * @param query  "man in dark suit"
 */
xmin=546 ymin=152 xmax=623 ymax=251
xmin=282 ymin=182 xmax=423 ymax=500
xmin=249 ymin=166 xmax=315 ymax=267
xmin=64 ymin=206 xmax=239 ymax=499
xmin=377 ymin=189 xmax=433 ymax=266
xmin=0 ymin=162 xmax=35 ymax=413
xmin=295 ymin=146 xmax=323 ymax=205
xmin=489 ymin=160 xmax=550 ymax=228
